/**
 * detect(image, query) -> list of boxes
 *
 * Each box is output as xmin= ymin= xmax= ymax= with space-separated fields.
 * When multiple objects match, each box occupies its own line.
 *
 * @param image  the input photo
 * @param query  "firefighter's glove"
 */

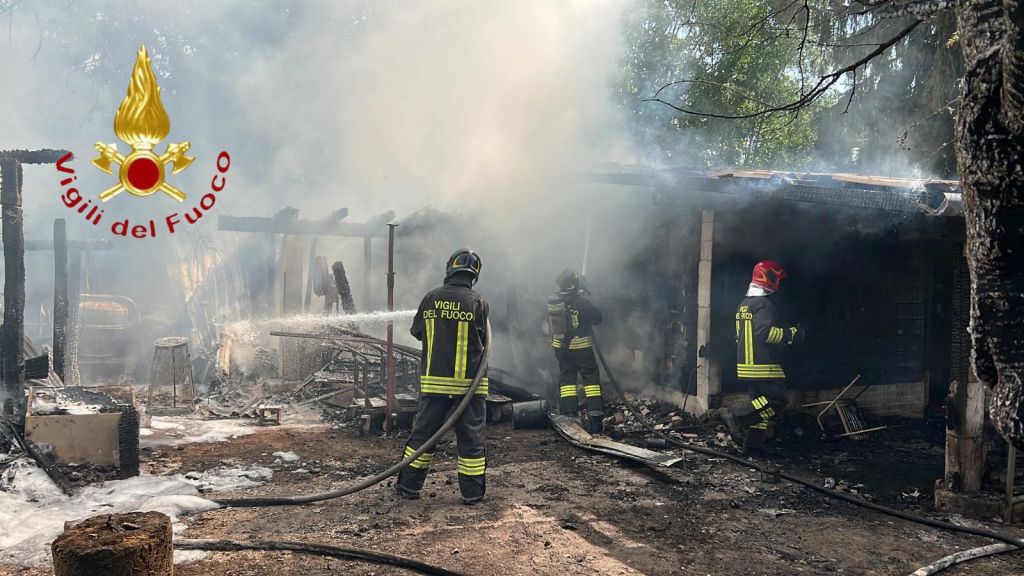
xmin=787 ymin=324 xmax=806 ymax=345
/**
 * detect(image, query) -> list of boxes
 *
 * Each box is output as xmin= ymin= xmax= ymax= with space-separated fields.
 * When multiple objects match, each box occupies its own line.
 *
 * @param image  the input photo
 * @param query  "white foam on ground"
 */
xmin=182 ymin=465 xmax=273 ymax=493
xmin=0 ymin=458 xmax=220 ymax=567
xmin=150 ymin=419 xmax=186 ymax=430
xmin=141 ymin=416 xmax=256 ymax=448
xmin=272 ymin=451 xmax=300 ymax=462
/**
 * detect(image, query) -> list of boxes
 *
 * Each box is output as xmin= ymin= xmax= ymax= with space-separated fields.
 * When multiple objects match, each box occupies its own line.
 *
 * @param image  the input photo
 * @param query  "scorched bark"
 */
xmin=956 ymin=0 xmax=1024 ymax=449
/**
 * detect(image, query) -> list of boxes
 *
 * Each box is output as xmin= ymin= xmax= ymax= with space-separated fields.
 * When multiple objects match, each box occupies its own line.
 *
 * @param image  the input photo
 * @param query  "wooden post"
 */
xmin=0 ymin=149 xmax=70 ymax=417
xmin=278 ymin=234 xmax=306 ymax=380
xmin=66 ymin=250 xmax=82 ymax=386
xmin=945 ymin=250 xmax=986 ymax=493
xmin=1 ymin=158 xmax=25 ymax=420
xmin=363 ymin=235 xmax=373 ymax=312
xmin=665 ymin=208 xmax=700 ymax=394
xmin=52 ymin=512 xmax=173 ymax=576
xmin=304 ymin=237 xmax=318 ymax=312
xmin=694 ymin=210 xmax=715 ymax=415
xmin=53 ymin=218 xmax=69 ymax=382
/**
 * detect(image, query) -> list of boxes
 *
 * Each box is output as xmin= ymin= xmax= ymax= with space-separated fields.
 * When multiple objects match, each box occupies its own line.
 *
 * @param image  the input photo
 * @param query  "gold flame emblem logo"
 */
xmin=92 ymin=45 xmax=193 ymax=202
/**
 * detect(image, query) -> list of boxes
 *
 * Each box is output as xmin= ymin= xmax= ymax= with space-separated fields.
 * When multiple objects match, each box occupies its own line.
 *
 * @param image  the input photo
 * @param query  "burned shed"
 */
xmin=592 ymin=169 xmax=965 ymax=419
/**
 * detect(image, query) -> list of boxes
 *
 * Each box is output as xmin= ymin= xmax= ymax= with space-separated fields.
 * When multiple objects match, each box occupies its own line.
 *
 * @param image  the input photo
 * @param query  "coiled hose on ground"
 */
xmin=590 ymin=335 xmax=1024 ymax=553
xmin=214 ymin=323 xmax=491 ymax=508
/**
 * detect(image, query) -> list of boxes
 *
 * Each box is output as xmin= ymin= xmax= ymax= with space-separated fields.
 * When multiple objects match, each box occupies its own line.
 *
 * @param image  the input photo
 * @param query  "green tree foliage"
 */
xmin=622 ymin=0 xmax=963 ymax=177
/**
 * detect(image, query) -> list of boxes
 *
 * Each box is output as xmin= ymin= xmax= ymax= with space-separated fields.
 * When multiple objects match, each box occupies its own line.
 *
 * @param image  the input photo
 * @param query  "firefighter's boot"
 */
xmin=743 ymin=427 xmax=766 ymax=456
xmin=717 ymin=409 xmax=746 ymax=444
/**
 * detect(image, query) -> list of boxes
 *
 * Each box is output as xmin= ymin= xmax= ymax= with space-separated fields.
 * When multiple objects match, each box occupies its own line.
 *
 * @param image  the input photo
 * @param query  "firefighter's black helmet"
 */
xmin=445 ymin=249 xmax=482 ymax=285
xmin=556 ymin=269 xmax=579 ymax=295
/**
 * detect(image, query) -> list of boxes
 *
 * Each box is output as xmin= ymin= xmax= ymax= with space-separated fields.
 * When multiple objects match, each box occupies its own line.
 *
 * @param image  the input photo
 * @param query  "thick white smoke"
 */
xmin=1 ymin=1 xmax=648 ymax=382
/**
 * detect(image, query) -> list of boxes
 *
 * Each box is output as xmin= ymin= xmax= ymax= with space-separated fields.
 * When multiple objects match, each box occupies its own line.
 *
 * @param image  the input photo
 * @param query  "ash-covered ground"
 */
xmin=2 ymin=413 xmax=1022 ymax=576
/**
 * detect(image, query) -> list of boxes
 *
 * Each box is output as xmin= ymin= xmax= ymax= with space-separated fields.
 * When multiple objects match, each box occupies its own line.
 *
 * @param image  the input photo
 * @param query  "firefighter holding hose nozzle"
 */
xmin=717 ymin=260 xmax=803 ymax=455
xmin=396 ymin=249 xmax=490 ymax=505
xmin=548 ymin=269 xmax=605 ymax=431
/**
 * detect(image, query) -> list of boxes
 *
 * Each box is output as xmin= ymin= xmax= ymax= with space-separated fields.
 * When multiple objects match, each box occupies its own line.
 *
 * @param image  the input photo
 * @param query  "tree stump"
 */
xmin=52 ymin=511 xmax=173 ymax=576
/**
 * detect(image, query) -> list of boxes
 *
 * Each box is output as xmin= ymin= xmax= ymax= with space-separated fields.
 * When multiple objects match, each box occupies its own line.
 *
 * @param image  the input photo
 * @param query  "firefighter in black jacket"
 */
xmin=548 ymin=269 xmax=604 ymax=422
xmin=396 ymin=249 xmax=490 ymax=505
xmin=720 ymin=260 xmax=802 ymax=454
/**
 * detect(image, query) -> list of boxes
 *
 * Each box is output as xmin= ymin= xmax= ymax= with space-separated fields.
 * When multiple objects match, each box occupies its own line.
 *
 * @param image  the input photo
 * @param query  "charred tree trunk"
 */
xmin=956 ymin=0 xmax=1024 ymax=449
xmin=52 ymin=512 xmax=173 ymax=576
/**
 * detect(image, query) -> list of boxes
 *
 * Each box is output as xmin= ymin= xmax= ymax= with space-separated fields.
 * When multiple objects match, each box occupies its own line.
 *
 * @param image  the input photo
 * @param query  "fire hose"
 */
xmin=214 ymin=322 xmax=491 ymax=507
xmin=590 ymin=335 xmax=1024 ymax=554
xmin=175 ymin=538 xmax=466 ymax=576
xmin=191 ymin=326 xmax=490 ymax=575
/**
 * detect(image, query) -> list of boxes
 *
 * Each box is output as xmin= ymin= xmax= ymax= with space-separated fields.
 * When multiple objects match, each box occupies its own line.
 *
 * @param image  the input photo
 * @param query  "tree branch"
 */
xmin=643 ymin=20 xmax=922 ymax=119
xmin=649 ymin=79 xmax=774 ymax=107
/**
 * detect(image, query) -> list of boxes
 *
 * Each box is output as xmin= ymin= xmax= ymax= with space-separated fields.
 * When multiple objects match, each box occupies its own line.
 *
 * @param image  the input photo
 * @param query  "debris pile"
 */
xmin=604 ymin=394 xmax=700 ymax=436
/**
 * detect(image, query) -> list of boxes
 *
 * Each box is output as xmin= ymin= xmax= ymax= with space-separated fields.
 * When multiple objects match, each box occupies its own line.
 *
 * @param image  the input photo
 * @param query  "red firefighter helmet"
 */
xmin=751 ymin=260 xmax=787 ymax=292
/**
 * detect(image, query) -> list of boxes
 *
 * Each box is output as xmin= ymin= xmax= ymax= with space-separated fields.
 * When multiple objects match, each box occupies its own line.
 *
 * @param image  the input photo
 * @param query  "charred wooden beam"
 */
xmin=53 ymin=219 xmax=68 ymax=382
xmin=0 ymin=149 xmax=69 ymax=164
xmin=1 ymin=150 xmax=72 ymax=422
xmin=332 ymin=261 xmax=357 ymax=314
xmin=582 ymin=169 xmax=962 ymax=216
xmin=66 ymin=251 xmax=82 ymax=386
xmin=304 ymin=237 xmax=319 ymax=313
xmin=305 ymin=208 xmax=349 ymax=311
xmin=1 ymin=158 xmax=26 ymax=420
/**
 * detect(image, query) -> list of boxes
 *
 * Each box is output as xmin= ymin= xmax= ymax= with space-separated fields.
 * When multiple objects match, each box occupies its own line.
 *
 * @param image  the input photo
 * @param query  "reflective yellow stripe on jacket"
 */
xmin=419 ymin=375 xmax=490 ymax=396
xmin=424 ymin=318 xmax=435 ymax=376
xmin=737 ymin=364 xmax=786 ymax=379
xmin=454 ymin=320 xmax=469 ymax=380
xmin=551 ymin=336 xmax=593 ymax=350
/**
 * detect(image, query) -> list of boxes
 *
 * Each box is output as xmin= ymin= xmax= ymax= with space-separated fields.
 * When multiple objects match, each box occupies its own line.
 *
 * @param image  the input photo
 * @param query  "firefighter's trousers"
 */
xmin=396 ymin=395 xmax=486 ymax=500
xmin=732 ymin=379 xmax=789 ymax=430
xmin=555 ymin=347 xmax=603 ymax=414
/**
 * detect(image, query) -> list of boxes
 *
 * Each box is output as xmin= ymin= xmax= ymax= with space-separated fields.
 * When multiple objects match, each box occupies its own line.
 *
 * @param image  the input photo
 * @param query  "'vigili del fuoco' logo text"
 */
xmin=54 ymin=44 xmax=231 ymax=238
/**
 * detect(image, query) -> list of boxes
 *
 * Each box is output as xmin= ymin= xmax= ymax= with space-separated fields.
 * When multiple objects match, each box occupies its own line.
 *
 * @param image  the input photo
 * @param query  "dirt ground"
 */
xmin=3 ymin=420 xmax=1023 ymax=576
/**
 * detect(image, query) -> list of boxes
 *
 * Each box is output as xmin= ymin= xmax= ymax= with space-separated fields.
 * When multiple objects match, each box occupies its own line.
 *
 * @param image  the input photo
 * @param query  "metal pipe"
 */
xmin=52 ymin=219 xmax=68 ymax=382
xmin=384 ymin=223 xmax=397 ymax=433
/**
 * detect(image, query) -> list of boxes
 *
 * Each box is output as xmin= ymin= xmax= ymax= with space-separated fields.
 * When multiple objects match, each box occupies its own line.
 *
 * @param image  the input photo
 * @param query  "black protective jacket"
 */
xmin=410 ymin=275 xmax=490 ymax=396
xmin=548 ymin=293 xmax=603 ymax=350
xmin=735 ymin=295 xmax=799 ymax=380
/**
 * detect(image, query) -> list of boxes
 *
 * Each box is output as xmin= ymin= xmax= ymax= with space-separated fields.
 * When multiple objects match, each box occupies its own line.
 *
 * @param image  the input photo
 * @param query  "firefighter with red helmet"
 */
xmin=719 ymin=260 xmax=802 ymax=454
xmin=396 ymin=249 xmax=490 ymax=505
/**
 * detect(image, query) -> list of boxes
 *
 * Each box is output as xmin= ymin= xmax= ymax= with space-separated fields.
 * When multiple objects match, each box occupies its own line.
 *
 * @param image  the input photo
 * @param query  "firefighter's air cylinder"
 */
xmin=547 ymin=295 xmax=567 ymax=342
